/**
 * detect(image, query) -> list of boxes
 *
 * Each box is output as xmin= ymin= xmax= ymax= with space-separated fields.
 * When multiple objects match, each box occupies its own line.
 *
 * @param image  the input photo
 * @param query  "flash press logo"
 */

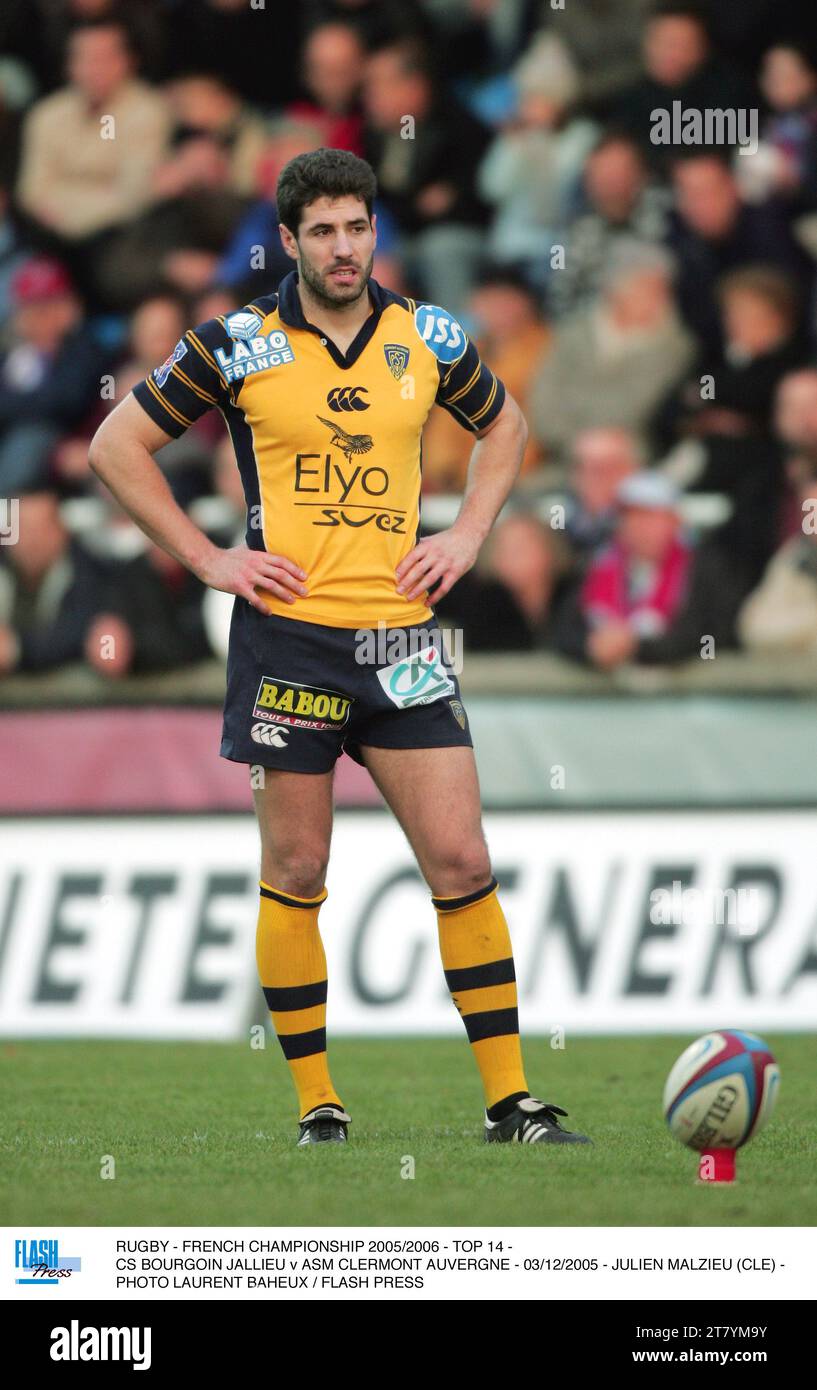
xmin=14 ymin=1237 xmax=81 ymax=1285
xmin=50 ymin=1321 xmax=152 ymax=1372
xmin=1 ymin=498 xmax=20 ymax=545
xmin=650 ymin=101 xmax=758 ymax=155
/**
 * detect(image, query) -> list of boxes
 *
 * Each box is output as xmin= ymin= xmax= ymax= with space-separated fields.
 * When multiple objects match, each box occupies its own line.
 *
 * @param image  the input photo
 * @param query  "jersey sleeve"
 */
xmin=434 ymin=336 xmax=505 ymax=434
xmin=131 ymin=317 xmax=230 ymax=438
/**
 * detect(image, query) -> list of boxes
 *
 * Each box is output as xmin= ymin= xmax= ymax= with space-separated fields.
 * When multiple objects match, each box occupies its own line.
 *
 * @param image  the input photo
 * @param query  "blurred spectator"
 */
xmin=16 ymin=18 xmax=170 ymax=241
xmin=0 ymin=175 xmax=30 ymax=323
xmin=612 ymin=3 xmax=754 ymax=165
xmin=529 ymin=240 xmax=694 ymax=467
xmin=540 ymin=0 xmax=654 ymax=113
xmin=0 ymin=490 xmax=120 ymax=675
xmin=289 ymin=22 xmax=365 ymax=156
xmin=549 ymin=133 xmax=670 ymax=319
xmin=658 ymin=267 xmax=803 ymax=582
xmin=422 ymin=268 xmax=550 ymax=489
xmin=167 ymin=0 xmax=300 ymax=110
xmin=156 ymin=74 xmax=267 ymax=197
xmin=363 ymin=39 xmax=491 ymax=313
xmin=302 ymin=0 xmax=429 ymax=52
xmin=437 ymin=509 xmax=570 ymax=652
xmin=0 ymin=258 xmax=110 ymax=492
xmin=737 ymin=43 xmax=817 ymax=211
xmin=738 ymin=466 xmax=817 ymax=652
xmin=775 ymin=368 xmax=817 ymax=467
xmin=562 ymin=426 xmax=641 ymax=561
xmin=92 ymin=134 xmax=248 ymax=310
xmin=667 ymin=152 xmax=812 ymax=348
xmin=478 ymin=33 xmax=597 ymax=275
xmin=102 ymin=541 xmax=213 ymax=673
xmin=0 ymin=0 xmax=167 ymax=96
xmin=213 ymin=119 xmax=323 ymax=301
xmin=555 ymin=471 xmax=744 ymax=667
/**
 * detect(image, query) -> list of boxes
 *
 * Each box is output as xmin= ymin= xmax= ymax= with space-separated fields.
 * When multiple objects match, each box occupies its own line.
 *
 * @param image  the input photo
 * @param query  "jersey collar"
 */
xmin=277 ymin=269 xmax=390 ymax=369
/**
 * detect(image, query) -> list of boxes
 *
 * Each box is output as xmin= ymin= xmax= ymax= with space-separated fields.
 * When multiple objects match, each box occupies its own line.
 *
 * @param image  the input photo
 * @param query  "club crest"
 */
xmin=384 ymin=343 xmax=410 ymax=380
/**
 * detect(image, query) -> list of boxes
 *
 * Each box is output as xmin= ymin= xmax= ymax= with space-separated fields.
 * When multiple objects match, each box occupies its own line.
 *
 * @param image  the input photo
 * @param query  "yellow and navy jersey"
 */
xmin=132 ymin=271 xmax=505 ymax=628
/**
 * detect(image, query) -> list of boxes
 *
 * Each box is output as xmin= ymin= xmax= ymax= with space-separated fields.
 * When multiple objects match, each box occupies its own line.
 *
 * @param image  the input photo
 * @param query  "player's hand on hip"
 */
xmin=198 ymin=545 xmax=308 ymax=612
xmin=396 ymin=527 xmax=479 ymax=603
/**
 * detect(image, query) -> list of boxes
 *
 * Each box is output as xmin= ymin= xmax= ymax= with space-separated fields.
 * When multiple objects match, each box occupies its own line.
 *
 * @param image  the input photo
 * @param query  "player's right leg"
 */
xmin=252 ymin=767 xmax=350 ymax=1146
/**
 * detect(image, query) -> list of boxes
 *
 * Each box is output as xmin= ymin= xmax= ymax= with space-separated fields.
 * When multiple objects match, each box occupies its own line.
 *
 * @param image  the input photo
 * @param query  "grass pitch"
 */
xmin=1 ymin=1036 xmax=814 ymax=1226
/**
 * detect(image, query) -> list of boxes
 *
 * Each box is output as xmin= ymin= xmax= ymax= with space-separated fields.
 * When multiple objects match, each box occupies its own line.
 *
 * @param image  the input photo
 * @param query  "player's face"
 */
xmin=286 ymin=196 xmax=376 ymax=308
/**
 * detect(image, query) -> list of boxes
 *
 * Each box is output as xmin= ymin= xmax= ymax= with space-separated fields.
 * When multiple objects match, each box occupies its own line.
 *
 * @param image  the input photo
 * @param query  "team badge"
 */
xmin=384 ymin=343 xmax=410 ymax=380
xmin=153 ymin=339 xmax=187 ymax=388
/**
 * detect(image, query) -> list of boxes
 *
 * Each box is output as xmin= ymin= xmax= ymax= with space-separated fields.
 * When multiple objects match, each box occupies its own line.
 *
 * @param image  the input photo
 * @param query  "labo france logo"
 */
xmin=15 ymin=1237 xmax=81 ymax=1285
xmin=215 ymin=329 xmax=295 ymax=381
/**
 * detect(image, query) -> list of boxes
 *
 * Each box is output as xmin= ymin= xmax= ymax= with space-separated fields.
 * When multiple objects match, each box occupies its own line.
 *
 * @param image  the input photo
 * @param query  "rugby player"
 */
xmin=89 ymin=148 xmax=591 ymax=1148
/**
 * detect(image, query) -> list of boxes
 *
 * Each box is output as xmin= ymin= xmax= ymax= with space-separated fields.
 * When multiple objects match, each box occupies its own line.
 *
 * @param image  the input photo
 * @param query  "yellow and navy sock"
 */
xmin=434 ymin=878 xmax=530 ymax=1120
xmin=256 ymin=881 xmax=344 ymax=1121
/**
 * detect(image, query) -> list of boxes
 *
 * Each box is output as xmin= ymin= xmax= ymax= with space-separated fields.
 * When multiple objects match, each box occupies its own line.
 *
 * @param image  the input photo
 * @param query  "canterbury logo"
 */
xmin=251 ymin=722 xmax=289 ymax=748
xmin=327 ymin=385 xmax=369 ymax=412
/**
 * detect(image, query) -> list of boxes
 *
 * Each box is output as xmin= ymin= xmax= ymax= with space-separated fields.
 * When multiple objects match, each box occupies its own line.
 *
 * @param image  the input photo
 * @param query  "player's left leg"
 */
xmin=359 ymin=744 xmax=591 ymax=1144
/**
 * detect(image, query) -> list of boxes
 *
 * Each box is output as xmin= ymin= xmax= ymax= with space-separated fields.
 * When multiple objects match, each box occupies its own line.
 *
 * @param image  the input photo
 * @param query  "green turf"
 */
xmin=1 ymin=1036 xmax=814 ymax=1226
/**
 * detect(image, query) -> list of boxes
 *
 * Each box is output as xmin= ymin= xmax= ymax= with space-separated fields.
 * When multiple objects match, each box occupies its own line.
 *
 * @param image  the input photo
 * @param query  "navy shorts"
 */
xmin=220 ymin=601 xmax=472 ymax=773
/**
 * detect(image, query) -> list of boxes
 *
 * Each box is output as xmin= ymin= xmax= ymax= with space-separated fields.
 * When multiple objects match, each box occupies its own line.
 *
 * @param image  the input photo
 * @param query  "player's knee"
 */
xmin=429 ymin=838 xmax=492 ymax=898
xmin=261 ymin=846 xmax=329 ymax=899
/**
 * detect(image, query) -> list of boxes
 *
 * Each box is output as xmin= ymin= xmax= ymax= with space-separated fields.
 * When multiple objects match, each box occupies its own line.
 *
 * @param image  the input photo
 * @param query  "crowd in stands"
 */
xmin=2 ymin=0 xmax=817 ymax=681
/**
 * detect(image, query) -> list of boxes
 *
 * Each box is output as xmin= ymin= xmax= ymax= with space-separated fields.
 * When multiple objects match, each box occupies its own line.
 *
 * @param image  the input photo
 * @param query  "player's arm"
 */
xmin=88 ymin=393 xmax=307 ymax=612
xmin=396 ymin=390 xmax=527 ymax=604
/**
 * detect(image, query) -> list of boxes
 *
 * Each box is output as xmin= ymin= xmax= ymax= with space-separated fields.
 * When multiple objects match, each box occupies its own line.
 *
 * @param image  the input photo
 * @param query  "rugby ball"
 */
xmin=663 ymin=1030 xmax=780 ymax=1150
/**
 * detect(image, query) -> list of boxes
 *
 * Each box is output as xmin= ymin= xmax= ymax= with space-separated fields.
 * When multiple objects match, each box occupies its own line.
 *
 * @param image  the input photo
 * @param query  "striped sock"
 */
xmin=434 ymin=878 xmax=529 ymax=1111
xmin=256 ymin=881 xmax=344 ymax=1121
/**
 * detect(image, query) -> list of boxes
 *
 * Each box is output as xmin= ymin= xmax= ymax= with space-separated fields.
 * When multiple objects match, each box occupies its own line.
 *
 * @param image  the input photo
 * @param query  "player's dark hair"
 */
xmin=276 ymin=148 xmax=377 ymax=237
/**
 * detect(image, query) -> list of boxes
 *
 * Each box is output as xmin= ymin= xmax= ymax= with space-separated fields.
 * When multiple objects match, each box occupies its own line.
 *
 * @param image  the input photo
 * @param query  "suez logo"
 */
xmin=50 ymin=1320 xmax=151 ymax=1371
xmin=252 ymin=677 xmax=353 ymax=732
xmin=15 ymin=1238 xmax=80 ymax=1285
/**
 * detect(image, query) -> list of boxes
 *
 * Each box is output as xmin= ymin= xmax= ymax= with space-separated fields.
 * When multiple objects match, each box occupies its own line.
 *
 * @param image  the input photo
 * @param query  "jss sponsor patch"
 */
xmin=153 ymin=338 xmax=188 ymax=387
xmin=414 ymin=305 xmax=467 ymax=364
xmin=376 ymin=646 xmax=456 ymax=708
xmin=253 ymin=677 xmax=353 ymax=730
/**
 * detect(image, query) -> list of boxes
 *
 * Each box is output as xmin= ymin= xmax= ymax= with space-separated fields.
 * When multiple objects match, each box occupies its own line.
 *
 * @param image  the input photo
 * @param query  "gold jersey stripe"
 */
xmin=145 ymin=375 xmax=193 ymax=427
xmin=469 ymin=376 xmax=498 ymax=425
xmin=188 ymin=329 xmax=229 ymax=389
xmin=446 ymin=361 xmax=481 ymax=405
xmin=172 ymin=364 xmax=216 ymax=403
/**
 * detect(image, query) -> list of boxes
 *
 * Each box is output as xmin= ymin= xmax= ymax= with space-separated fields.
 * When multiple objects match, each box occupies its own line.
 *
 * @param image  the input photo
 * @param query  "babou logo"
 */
xmin=253 ymin=677 xmax=353 ymax=731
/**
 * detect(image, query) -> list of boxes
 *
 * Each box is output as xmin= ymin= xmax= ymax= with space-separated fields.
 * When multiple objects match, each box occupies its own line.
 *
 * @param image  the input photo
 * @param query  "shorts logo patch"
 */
xmin=449 ymin=699 xmax=467 ymax=730
xmin=153 ymin=339 xmax=187 ymax=387
xmin=253 ymin=677 xmax=353 ymax=731
xmin=251 ymin=722 xmax=289 ymax=748
xmin=376 ymin=646 xmax=456 ymax=708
